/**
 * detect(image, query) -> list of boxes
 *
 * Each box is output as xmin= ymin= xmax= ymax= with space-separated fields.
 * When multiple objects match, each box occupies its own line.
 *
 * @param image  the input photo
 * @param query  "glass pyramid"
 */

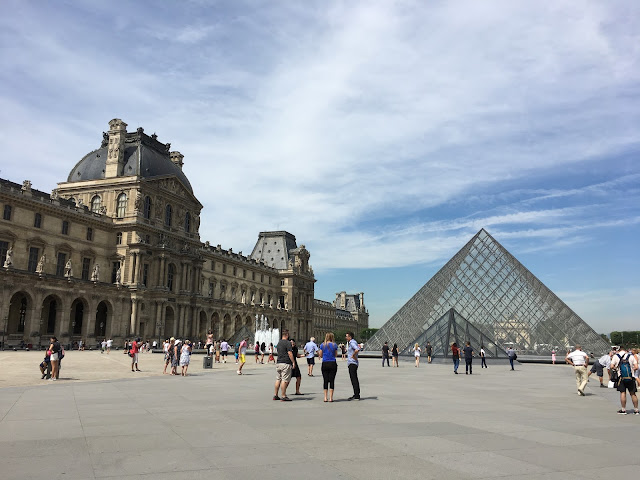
xmin=401 ymin=308 xmax=508 ymax=358
xmin=368 ymin=229 xmax=610 ymax=357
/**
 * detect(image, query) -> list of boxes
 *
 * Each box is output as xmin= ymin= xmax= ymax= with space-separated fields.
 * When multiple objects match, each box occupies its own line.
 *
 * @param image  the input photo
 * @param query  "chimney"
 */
xmin=105 ymin=118 xmax=127 ymax=178
xmin=170 ymin=151 xmax=184 ymax=170
xmin=359 ymin=292 xmax=365 ymax=311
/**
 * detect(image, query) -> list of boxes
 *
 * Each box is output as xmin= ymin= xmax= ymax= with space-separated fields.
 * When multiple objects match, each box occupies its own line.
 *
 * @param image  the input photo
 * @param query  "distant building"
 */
xmin=312 ymin=291 xmax=369 ymax=341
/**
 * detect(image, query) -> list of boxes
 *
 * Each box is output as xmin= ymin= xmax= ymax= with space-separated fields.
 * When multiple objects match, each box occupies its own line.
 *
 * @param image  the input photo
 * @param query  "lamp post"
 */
xmin=156 ymin=321 xmax=161 ymax=350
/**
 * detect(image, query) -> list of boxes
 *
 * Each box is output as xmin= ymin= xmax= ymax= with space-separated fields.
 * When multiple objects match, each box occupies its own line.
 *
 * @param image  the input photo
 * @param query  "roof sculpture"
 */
xmin=368 ymin=229 xmax=610 ymax=356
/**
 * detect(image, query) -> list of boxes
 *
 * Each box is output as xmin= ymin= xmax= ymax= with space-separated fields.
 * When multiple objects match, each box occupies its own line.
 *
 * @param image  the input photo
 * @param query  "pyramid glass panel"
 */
xmin=368 ymin=229 xmax=610 ymax=357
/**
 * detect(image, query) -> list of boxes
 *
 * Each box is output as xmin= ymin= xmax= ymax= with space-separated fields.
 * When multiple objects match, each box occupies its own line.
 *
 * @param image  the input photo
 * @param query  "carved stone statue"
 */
xmin=21 ymin=180 xmax=32 ymax=192
xmin=36 ymin=254 xmax=46 ymax=274
xmin=285 ymin=301 xmax=288 ymax=310
xmin=241 ymin=290 xmax=246 ymax=304
xmin=115 ymin=267 xmax=121 ymax=284
xmin=269 ymin=297 xmax=273 ymax=308
xmin=50 ymin=189 xmax=59 ymax=200
xmin=251 ymin=292 xmax=255 ymax=306
xmin=64 ymin=259 xmax=73 ymax=278
xmin=91 ymin=263 xmax=100 ymax=282
xmin=77 ymin=198 xmax=84 ymax=208
xmin=3 ymin=246 xmax=13 ymax=268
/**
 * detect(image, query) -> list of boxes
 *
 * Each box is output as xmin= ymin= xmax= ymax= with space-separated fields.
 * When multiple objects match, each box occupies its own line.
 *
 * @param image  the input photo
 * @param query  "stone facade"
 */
xmin=0 ymin=119 xmax=317 ymax=348
xmin=312 ymin=291 xmax=369 ymax=341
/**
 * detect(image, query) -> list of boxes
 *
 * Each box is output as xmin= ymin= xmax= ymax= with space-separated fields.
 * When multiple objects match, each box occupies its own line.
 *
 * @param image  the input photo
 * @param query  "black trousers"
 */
xmin=382 ymin=354 xmax=390 ymax=366
xmin=322 ymin=361 xmax=337 ymax=389
xmin=465 ymin=358 xmax=472 ymax=374
xmin=348 ymin=363 xmax=360 ymax=397
xmin=481 ymin=357 xmax=487 ymax=368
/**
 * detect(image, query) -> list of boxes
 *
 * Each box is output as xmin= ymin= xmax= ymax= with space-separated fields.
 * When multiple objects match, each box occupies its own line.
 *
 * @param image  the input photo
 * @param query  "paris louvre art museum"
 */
xmin=0 ymin=119 xmax=368 ymax=348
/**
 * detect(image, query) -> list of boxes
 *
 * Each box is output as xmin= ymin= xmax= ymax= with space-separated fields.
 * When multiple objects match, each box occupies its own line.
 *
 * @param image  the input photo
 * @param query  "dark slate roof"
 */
xmin=250 ymin=231 xmax=298 ymax=270
xmin=66 ymin=130 xmax=193 ymax=193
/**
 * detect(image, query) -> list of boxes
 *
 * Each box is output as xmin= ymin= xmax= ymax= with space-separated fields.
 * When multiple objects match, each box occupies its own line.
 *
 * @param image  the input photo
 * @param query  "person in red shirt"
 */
xmin=130 ymin=337 xmax=141 ymax=372
xmin=451 ymin=342 xmax=460 ymax=374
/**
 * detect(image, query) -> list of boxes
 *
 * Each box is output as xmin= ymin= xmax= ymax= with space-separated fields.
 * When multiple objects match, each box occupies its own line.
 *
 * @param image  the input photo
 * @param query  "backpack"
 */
xmin=616 ymin=353 xmax=633 ymax=380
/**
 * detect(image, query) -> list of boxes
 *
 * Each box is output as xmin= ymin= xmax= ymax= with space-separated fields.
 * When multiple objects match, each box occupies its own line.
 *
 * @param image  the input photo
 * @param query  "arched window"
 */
xmin=184 ymin=212 xmax=191 ymax=232
xmin=143 ymin=196 xmax=152 ymax=219
xmin=91 ymin=195 xmax=102 ymax=213
xmin=165 ymin=204 xmax=172 ymax=226
xmin=167 ymin=264 xmax=175 ymax=291
xmin=116 ymin=193 xmax=127 ymax=218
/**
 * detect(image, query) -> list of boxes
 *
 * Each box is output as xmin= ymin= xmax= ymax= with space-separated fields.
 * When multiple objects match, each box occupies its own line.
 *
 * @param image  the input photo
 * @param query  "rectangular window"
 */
xmin=233 ymin=266 xmax=237 ymax=276
xmin=243 ymin=269 xmax=246 ymax=278
xmin=208 ymin=281 xmax=214 ymax=298
xmin=28 ymin=247 xmax=39 ymax=272
xmin=211 ymin=260 xmax=215 ymax=270
xmin=81 ymin=257 xmax=91 ymax=280
xmin=222 ymin=264 xmax=226 ymax=274
xmin=34 ymin=213 xmax=42 ymax=228
xmin=281 ymin=279 xmax=285 ymax=286
xmin=268 ymin=276 xmax=271 ymax=285
xmin=142 ymin=264 xmax=149 ymax=286
xmin=56 ymin=252 xmax=67 ymax=277
xmin=116 ymin=232 xmax=122 ymax=245
xmin=111 ymin=261 xmax=121 ymax=283
xmin=252 ymin=271 xmax=255 ymax=281
xmin=2 ymin=205 xmax=11 ymax=221
xmin=0 ymin=240 xmax=8 ymax=267
xmin=86 ymin=227 xmax=93 ymax=241
xmin=260 ymin=274 xmax=264 ymax=282
xmin=62 ymin=220 xmax=69 ymax=235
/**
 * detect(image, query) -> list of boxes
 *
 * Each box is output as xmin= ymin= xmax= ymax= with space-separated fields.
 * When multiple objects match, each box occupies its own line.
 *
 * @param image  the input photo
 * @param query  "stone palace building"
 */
xmin=0 ymin=119 xmax=367 ymax=348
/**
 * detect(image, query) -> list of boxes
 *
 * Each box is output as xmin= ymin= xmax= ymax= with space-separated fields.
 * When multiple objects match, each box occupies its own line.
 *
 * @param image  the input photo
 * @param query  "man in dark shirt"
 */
xmin=274 ymin=329 xmax=295 ymax=402
xmin=463 ymin=341 xmax=474 ymax=375
xmin=382 ymin=342 xmax=390 ymax=367
xmin=426 ymin=342 xmax=433 ymax=363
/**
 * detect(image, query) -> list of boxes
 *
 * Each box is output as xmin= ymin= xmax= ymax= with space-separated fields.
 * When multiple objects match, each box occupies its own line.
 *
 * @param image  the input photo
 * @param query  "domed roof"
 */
xmin=67 ymin=128 xmax=193 ymax=194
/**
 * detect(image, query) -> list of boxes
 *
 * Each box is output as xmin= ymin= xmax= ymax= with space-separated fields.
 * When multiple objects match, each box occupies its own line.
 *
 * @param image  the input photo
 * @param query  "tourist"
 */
xmin=451 ymin=342 xmax=460 ymax=374
xmin=273 ymin=329 xmax=295 ymax=402
xmin=381 ymin=342 xmax=390 ymax=367
xmin=304 ymin=337 xmax=319 ymax=376
xmin=551 ymin=349 xmax=556 ymax=365
xmin=391 ymin=343 xmax=400 ymax=367
xmin=260 ymin=341 xmax=266 ymax=363
xmin=39 ymin=350 xmax=51 ymax=379
xmin=163 ymin=338 xmax=173 ymax=374
xmin=171 ymin=340 xmax=180 ymax=375
xmin=254 ymin=341 xmax=260 ymax=363
xmin=565 ymin=345 xmax=589 ymax=396
xmin=215 ymin=340 xmax=221 ymax=363
xmin=632 ymin=348 xmax=640 ymax=388
xmin=506 ymin=346 xmax=516 ymax=371
xmin=480 ymin=345 xmax=488 ymax=368
xmin=205 ymin=330 xmax=214 ymax=357
xmin=425 ymin=341 xmax=433 ymax=363
xmin=101 ymin=338 xmax=107 ymax=354
xmin=413 ymin=343 xmax=421 ymax=367
xmin=130 ymin=337 xmax=142 ymax=372
xmin=340 ymin=343 xmax=347 ymax=360
xmin=220 ymin=339 xmax=229 ymax=363
xmin=268 ymin=343 xmax=275 ymax=363
xmin=180 ymin=340 xmax=192 ymax=376
xmin=234 ymin=342 xmax=240 ymax=364
xmin=48 ymin=336 xmax=61 ymax=381
xmin=290 ymin=338 xmax=303 ymax=394
xmin=463 ymin=341 xmax=474 ymax=375
xmin=237 ymin=336 xmax=248 ymax=375
xmin=106 ymin=338 xmax=112 ymax=354
xmin=318 ymin=332 xmax=338 ymax=402
xmin=346 ymin=332 xmax=361 ymax=400
xmin=123 ymin=339 xmax=129 ymax=354
xmin=588 ymin=350 xmax=613 ymax=388
xmin=609 ymin=346 xmax=638 ymax=414
xmin=78 ymin=339 xmax=83 ymax=351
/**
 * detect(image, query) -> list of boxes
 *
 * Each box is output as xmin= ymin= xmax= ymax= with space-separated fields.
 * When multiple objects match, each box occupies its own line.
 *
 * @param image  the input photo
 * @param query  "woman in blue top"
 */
xmin=318 ymin=332 xmax=338 ymax=402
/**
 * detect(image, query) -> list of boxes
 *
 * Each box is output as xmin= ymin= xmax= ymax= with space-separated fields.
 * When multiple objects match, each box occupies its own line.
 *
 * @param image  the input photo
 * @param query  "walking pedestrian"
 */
xmin=290 ymin=338 xmax=303 ymax=394
xmin=391 ymin=343 xmax=399 ymax=367
xmin=463 ymin=341 xmax=474 ymax=374
xmin=565 ymin=345 xmax=589 ymax=396
xmin=480 ymin=345 xmax=488 ymax=368
xmin=234 ymin=342 xmax=240 ymax=364
xmin=319 ymin=332 xmax=338 ymax=402
xmin=220 ymin=339 xmax=229 ymax=363
xmin=425 ymin=341 xmax=433 ymax=363
xmin=451 ymin=342 xmax=460 ymax=374
xmin=551 ymin=350 xmax=556 ymax=365
xmin=413 ymin=343 xmax=421 ymax=367
xmin=382 ymin=342 xmax=390 ymax=367
xmin=101 ymin=339 xmax=107 ymax=354
xmin=273 ymin=329 xmax=295 ymax=402
xmin=506 ymin=346 xmax=517 ymax=370
xmin=346 ymin=332 xmax=361 ymax=400
xmin=260 ymin=341 xmax=266 ymax=363
xmin=106 ymin=338 xmax=112 ymax=354
xmin=215 ymin=340 xmax=221 ymax=363
xmin=340 ymin=343 xmax=347 ymax=361
xmin=610 ymin=346 xmax=638 ymax=414
xmin=632 ymin=348 xmax=640 ymax=388
xmin=588 ymin=351 xmax=613 ymax=388
xmin=254 ymin=341 xmax=260 ymax=363
xmin=268 ymin=343 xmax=275 ymax=363
xmin=237 ymin=337 xmax=248 ymax=375
xmin=304 ymin=337 xmax=319 ymax=376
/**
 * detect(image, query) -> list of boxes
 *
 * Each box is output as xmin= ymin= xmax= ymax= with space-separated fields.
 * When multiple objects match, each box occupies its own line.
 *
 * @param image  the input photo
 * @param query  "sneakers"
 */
xmin=348 ymin=395 xmax=360 ymax=401
xmin=281 ymin=397 xmax=292 ymax=402
xmin=273 ymin=395 xmax=280 ymax=401
xmin=617 ymin=409 xmax=627 ymax=415
xmin=237 ymin=370 xmax=242 ymax=375
xmin=634 ymin=410 xmax=639 ymax=415
xmin=578 ymin=390 xmax=585 ymax=396
xmin=600 ymin=384 xmax=607 ymax=388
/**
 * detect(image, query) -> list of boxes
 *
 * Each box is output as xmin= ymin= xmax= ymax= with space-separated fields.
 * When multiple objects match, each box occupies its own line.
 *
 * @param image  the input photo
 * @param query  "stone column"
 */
xmin=159 ymin=256 xmax=167 ymax=288
xmin=134 ymin=252 xmax=143 ymax=285
xmin=130 ymin=299 xmax=138 ymax=335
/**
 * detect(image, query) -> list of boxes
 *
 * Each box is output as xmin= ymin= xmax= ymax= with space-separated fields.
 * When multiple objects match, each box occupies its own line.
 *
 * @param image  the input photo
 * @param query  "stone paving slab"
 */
xmin=0 ymin=352 xmax=638 ymax=479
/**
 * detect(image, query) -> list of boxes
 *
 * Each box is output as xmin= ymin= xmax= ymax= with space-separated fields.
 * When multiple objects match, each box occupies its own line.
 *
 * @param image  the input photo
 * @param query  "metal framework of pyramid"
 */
xmin=368 ymin=229 xmax=610 ymax=357
xmin=401 ymin=308 xmax=508 ymax=358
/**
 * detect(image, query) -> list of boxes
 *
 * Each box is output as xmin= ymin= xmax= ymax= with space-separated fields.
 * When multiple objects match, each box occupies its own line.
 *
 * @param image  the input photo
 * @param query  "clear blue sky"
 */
xmin=1 ymin=1 xmax=638 ymax=334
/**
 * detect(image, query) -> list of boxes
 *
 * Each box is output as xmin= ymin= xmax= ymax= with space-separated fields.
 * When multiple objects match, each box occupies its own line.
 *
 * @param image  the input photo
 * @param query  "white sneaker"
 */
xmin=237 ymin=370 xmax=242 ymax=375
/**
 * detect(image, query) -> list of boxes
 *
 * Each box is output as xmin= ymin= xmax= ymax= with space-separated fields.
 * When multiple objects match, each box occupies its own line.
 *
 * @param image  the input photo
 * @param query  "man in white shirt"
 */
xmin=565 ymin=345 xmax=589 ymax=396
xmin=610 ymin=347 xmax=639 ymax=415
xmin=588 ymin=351 xmax=613 ymax=388
xmin=106 ymin=338 xmax=113 ymax=354
xmin=304 ymin=337 xmax=319 ymax=377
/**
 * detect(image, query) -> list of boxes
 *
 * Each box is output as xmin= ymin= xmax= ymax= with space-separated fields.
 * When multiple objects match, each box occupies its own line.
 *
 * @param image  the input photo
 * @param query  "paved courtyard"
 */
xmin=0 ymin=351 xmax=638 ymax=479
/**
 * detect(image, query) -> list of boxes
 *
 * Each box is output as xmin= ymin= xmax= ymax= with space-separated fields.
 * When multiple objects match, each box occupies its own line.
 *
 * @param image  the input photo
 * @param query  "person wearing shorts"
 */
xmin=130 ymin=338 xmax=141 ymax=372
xmin=273 ymin=329 xmax=295 ymax=402
xmin=205 ymin=330 xmax=214 ymax=357
xmin=610 ymin=348 xmax=638 ymax=415
xmin=304 ymin=337 xmax=318 ymax=376
xmin=220 ymin=340 xmax=229 ymax=362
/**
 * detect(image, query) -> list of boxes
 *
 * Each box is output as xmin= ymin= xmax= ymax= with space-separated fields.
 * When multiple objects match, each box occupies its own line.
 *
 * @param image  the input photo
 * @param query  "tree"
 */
xmin=360 ymin=328 xmax=379 ymax=343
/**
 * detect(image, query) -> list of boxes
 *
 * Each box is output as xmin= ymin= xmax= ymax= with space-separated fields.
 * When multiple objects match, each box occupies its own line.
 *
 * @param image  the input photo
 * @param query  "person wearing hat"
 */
xmin=163 ymin=338 xmax=175 ymax=374
xmin=130 ymin=337 xmax=142 ymax=372
xmin=171 ymin=339 xmax=181 ymax=375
